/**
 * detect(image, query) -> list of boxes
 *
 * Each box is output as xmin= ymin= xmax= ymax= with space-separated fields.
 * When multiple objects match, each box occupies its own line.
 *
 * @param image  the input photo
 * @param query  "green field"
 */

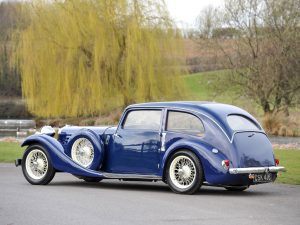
xmin=274 ymin=149 xmax=300 ymax=185
xmin=0 ymin=142 xmax=299 ymax=185
xmin=0 ymin=142 xmax=24 ymax=162
xmin=183 ymin=70 xmax=262 ymax=116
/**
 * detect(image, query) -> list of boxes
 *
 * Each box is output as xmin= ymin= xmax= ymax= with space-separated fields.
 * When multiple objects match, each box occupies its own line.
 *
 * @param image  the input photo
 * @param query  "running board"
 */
xmin=101 ymin=172 xmax=162 ymax=181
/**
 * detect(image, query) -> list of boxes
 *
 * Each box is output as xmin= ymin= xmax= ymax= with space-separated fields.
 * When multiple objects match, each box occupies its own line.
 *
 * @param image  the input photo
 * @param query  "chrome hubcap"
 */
xmin=25 ymin=149 xmax=48 ymax=180
xmin=169 ymin=156 xmax=196 ymax=189
xmin=71 ymin=138 xmax=94 ymax=168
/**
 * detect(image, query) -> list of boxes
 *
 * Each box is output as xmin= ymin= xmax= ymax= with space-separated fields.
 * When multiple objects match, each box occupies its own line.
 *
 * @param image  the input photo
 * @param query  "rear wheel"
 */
xmin=166 ymin=151 xmax=203 ymax=194
xmin=22 ymin=145 xmax=55 ymax=185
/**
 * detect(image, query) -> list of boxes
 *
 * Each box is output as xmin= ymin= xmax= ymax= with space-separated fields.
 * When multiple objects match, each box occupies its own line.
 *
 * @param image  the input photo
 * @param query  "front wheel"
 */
xmin=166 ymin=151 xmax=203 ymax=194
xmin=22 ymin=145 xmax=56 ymax=185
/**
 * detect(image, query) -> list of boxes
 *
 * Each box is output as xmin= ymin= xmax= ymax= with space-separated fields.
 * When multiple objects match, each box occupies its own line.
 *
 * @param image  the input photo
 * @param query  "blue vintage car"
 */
xmin=16 ymin=102 xmax=285 ymax=194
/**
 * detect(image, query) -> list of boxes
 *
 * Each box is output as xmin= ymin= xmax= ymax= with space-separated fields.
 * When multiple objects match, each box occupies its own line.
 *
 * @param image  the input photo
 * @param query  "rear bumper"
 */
xmin=229 ymin=166 xmax=286 ymax=174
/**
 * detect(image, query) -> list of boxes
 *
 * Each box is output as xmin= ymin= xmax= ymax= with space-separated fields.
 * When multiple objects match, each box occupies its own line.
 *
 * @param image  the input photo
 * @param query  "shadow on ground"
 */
xmin=47 ymin=179 xmax=272 ymax=196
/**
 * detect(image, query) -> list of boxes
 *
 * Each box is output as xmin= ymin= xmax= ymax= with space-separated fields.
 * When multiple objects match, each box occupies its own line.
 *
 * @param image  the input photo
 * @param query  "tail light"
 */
xmin=222 ymin=159 xmax=230 ymax=170
xmin=275 ymin=159 xmax=280 ymax=166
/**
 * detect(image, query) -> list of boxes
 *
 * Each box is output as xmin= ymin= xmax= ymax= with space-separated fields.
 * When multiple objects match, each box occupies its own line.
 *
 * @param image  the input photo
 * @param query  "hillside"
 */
xmin=184 ymin=71 xmax=300 ymax=136
xmin=183 ymin=70 xmax=261 ymax=116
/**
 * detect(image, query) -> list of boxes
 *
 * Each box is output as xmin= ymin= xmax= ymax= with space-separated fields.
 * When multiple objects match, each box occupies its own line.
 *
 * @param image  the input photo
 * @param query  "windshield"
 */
xmin=227 ymin=115 xmax=260 ymax=131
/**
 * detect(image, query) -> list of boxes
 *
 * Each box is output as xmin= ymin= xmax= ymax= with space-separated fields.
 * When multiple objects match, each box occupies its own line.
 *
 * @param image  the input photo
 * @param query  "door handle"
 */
xmin=114 ymin=133 xmax=122 ymax=138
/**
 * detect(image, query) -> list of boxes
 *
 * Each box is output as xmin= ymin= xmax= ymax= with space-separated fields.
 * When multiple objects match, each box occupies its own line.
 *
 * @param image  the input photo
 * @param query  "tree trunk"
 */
xmin=261 ymin=99 xmax=271 ymax=114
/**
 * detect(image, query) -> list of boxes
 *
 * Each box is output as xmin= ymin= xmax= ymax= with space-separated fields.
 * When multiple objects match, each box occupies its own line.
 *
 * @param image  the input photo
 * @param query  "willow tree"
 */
xmin=18 ymin=0 xmax=185 ymax=117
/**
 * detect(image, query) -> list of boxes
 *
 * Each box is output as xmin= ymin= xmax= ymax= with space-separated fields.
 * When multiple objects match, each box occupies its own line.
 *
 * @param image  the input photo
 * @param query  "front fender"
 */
xmin=21 ymin=134 xmax=103 ymax=178
xmin=160 ymin=139 xmax=229 ymax=184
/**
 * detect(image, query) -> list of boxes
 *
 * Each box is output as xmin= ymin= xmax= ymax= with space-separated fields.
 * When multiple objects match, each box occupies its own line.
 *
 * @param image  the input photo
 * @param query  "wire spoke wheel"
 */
xmin=25 ymin=149 xmax=48 ymax=180
xmin=167 ymin=151 xmax=203 ymax=194
xmin=71 ymin=138 xmax=94 ymax=168
xmin=169 ymin=155 xmax=197 ymax=189
xmin=22 ymin=145 xmax=56 ymax=185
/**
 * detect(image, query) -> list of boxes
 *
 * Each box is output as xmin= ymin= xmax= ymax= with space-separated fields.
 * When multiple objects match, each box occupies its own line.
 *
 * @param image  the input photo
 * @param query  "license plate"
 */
xmin=254 ymin=173 xmax=273 ymax=183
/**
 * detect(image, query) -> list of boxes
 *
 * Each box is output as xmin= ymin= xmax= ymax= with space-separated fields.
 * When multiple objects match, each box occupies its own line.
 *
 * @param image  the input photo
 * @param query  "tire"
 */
xmin=166 ymin=150 xmax=203 ymax=194
xmin=22 ymin=145 xmax=56 ymax=185
xmin=83 ymin=177 xmax=103 ymax=183
xmin=66 ymin=132 xmax=104 ymax=170
xmin=225 ymin=186 xmax=248 ymax=192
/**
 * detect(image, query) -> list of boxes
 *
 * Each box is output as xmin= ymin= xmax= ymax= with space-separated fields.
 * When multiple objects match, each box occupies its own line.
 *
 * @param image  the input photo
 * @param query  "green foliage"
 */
xmin=18 ymin=0 xmax=185 ymax=117
xmin=0 ymin=100 xmax=32 ymax=119
xmin=0 ymin=2 xmax=27 ymax=97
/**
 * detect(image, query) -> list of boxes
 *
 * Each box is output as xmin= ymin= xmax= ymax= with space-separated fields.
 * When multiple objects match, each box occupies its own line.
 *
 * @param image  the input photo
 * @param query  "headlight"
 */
xmin=40 ymin=126 xmax=55 ymax=137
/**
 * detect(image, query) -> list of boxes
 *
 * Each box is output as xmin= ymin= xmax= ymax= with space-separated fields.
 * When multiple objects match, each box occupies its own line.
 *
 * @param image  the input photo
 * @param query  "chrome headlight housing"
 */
xmin=40 ymin=126 xmax=55 ymax=137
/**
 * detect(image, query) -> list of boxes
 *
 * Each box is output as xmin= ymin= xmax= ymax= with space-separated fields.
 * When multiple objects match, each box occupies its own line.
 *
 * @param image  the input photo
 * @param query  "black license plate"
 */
xmin=254 ymin=173 xmax=273 ymax=183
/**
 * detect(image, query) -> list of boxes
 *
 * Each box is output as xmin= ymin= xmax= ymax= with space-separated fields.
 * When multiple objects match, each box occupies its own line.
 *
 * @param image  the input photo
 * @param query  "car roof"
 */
xmin=130 ymin=101 xmax=215 ymax=110
xmin=128 ymin=101 xmax=262 ymax=140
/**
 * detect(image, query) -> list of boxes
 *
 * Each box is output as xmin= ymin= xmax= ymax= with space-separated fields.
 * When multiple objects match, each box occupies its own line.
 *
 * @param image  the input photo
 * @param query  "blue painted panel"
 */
xmin=19 ymin=102 xmax=278 ymax=187
xmin=105 ymin=128 xmax=160 ymax=174
xmin=232 ymin=132 xmax=275 ymax=167
xmin=21 ymin=134 xmax=103 ymax=178
xmin=161 ymin=132 xmax=229 ymax=184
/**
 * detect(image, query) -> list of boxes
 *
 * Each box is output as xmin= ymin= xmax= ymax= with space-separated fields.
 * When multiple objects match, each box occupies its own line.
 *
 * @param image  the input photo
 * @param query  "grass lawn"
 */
xmin=183 ymin=70 xmax=262 ymax=116
xmin=0 ymin=142 xmax=24 ymax=163
xmin=0 ymin=142 xmax=299 ymax=185
xmin=184 ymin=70 xmax=234 ymax=101
xmin=274 ymin=149 xmax=300 ymax=185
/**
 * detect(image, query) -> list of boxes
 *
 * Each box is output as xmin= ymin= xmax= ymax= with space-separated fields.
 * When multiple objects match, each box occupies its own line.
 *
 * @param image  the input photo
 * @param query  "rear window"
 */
xmin=227 ymin=115 xmax=260 ymax=131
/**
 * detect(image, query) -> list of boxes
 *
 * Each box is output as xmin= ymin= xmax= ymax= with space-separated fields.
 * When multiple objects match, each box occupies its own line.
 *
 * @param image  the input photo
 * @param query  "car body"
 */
xmin=17 ymin=101 xmax=285 ymax=194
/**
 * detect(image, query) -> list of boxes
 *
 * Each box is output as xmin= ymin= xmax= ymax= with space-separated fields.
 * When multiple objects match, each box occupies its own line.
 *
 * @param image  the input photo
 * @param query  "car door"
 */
xmin=109 ymin=109 xmax=163 ymax=174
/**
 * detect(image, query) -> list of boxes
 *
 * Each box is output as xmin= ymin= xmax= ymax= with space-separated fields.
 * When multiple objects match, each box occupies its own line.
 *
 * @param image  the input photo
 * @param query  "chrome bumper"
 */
xmin=229 ymin=166 xmax=286 ymax=174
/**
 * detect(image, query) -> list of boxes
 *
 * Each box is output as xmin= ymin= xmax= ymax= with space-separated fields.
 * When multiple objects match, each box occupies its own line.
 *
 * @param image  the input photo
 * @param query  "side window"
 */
xmin=123 ymin=110 xmax=162 ymax=130
xmin=167 ymin=111 xmax=205 ymax=136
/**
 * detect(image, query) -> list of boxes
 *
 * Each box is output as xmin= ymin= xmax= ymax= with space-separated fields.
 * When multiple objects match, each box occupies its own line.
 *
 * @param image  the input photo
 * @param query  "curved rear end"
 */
xmin=231 ymin=132 xmax=275 ymax=168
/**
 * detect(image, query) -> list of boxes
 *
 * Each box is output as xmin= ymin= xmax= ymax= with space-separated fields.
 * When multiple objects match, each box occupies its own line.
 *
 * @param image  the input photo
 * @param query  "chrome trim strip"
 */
xmin=102 ymin=172 xmax=162 ymax=180
xmin=124 ymin=106 xmax=266 ymax=144
xmin=168 ymin=107 xmax=231 ymax=142
xmin=229 ymin=166 xmax=286 ymax=174
xmin=161 ymin=132 xmax=166 ymax=152
xmin=163 ymin=107 xmax=266 ymax=144
xmin=124 ymin=106 xmax=232 ymax=141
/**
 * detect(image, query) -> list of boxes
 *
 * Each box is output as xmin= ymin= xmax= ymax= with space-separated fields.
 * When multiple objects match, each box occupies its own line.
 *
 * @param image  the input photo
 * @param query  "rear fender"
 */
xmin=21 ymin=134 xmax=102 ymax=178
xmin=160 ymin=140 xmax=229 ymax=183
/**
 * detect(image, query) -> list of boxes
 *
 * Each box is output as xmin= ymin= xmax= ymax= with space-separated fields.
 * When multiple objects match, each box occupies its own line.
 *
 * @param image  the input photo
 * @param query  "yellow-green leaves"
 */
xmin=18 ymin=0 xmax=185 ymax=117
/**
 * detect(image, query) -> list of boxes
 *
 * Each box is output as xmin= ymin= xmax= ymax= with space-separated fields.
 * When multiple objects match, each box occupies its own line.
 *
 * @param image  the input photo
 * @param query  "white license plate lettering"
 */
xmin=254 ymin=173 xmax=272 ymax=182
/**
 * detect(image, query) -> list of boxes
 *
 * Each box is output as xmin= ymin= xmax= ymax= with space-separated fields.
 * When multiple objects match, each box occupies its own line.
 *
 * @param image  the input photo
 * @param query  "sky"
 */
xmin=165 ymin=0 xmax=224 ymax=28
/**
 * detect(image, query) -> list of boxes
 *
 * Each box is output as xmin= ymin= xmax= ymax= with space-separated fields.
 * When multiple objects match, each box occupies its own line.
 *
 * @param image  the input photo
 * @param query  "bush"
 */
xmin=0 ymin=101 xmax=31 ymax=119
xmin=263 ymin=112 xmax=299 ymax=136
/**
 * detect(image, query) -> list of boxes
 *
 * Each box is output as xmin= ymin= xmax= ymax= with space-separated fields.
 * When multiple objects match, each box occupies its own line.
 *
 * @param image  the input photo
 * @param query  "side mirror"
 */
xmin=41 ymin=126 xmax=56 ymax=137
